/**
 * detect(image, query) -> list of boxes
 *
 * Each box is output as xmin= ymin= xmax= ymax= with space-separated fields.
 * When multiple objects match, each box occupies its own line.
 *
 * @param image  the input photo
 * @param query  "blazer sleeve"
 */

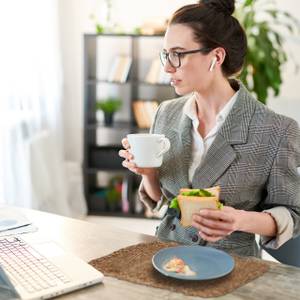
xmin=138 ymin=180 xmax=168 ymax=218
xmin=260 ymin=119 xmax=300 ymax=248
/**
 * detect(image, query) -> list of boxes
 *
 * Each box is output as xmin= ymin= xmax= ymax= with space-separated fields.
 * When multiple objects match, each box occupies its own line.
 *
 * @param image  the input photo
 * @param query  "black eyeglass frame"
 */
xmin=159 ymin=47 xmax=212 ymax=68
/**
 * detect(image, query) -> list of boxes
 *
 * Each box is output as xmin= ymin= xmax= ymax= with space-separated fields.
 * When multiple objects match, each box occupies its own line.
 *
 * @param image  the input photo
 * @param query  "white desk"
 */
xmin=15 ymin=208 xmax=300 ymax=300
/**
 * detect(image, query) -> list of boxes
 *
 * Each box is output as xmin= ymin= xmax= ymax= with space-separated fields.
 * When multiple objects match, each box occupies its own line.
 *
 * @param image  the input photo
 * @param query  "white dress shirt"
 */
xmin=183 ymin=91 xmax=238 ymax=183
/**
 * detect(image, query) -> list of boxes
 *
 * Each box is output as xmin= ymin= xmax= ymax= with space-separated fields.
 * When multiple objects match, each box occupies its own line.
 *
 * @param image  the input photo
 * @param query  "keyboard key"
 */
xmin=0 ymin=237 xmax=71 ymax=293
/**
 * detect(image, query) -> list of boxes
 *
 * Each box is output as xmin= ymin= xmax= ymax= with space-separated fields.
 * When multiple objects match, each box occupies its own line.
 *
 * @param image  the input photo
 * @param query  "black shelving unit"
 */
xmin=83 ymin=33 xmax=175 ymax=217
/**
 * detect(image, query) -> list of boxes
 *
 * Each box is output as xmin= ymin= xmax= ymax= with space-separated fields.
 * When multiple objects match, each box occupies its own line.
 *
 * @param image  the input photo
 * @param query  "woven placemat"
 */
xmin=89 ymin=241 xmax=269 ymax=298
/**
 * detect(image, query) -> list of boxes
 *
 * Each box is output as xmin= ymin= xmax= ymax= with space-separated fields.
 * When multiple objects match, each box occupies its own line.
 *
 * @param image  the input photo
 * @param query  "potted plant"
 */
xmin=105 ymin=176 xmax=123 ymax=211
xmin=96 ymin=97 xmax=122 ymax=126
xmin=235 ymin=0 xmax=300 ymax=103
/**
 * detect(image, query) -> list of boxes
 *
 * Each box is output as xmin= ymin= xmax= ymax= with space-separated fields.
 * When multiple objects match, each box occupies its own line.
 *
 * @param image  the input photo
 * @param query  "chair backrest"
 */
xmin=261 ymin=236 xmax=300 ymax=267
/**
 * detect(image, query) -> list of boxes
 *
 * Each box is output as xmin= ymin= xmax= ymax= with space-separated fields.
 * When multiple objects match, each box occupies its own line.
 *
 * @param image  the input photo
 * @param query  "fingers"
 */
xmin=121 ymin=159 xmax=137 ymax=171
xmin=121 ymin=138 xmax=130 ymax=149
xmin=121 ymin=161 xmax=151 ymax=176
xmin=192 ymin=219 xmax=233 ymax=237
xmin=119 ymin=137 xmax=137 ymax=174
xmin=197 ymin=209 xmax=234 ymax=223
xmin=118 ymin=149 xmax=133 ymax=160
xmin=120 ymin=154 xmax=138 ymax=174
xmin=119 ymin=138 xmax=154 ymax=176
xmin=119 ymin=137 xmax=134 ymax=162
xmin=192 ymin=214 xmax=234 ymax=233
xmin=120 ymin=156 xmax=146 ymax=175
xmin=192 ymin=217 xmax=231 ymax=243
xmin=192 ymin=208 xmax=237 ymax=242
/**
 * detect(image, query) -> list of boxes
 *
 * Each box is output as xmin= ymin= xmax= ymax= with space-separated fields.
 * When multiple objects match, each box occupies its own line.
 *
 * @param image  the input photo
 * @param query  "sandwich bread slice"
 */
xmin=177 ymin=186 xmax=221 ymax=227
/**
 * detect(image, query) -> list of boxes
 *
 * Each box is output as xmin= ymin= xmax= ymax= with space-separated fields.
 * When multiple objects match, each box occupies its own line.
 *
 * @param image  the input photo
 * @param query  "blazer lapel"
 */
xmin=191 ymin=135 xmax=236 ymax=189
xmin=165 ymin=114 xmax=192 ymax=193
xmin=176 ymin=116 xmax=193 ymax=189
xmin=192 ymin=82 xmax=256 ymax=188
xmin=159 ymin=96 xmax=193 ymax=195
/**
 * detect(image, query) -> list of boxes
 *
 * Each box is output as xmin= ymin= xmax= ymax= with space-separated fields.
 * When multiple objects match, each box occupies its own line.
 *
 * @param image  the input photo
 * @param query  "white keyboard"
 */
xmin=0 ymin=237 xmax=71 ymax=294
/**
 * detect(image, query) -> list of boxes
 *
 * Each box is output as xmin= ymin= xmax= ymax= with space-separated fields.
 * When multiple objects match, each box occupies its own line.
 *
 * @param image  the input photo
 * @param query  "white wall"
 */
xmin=58 ymin=0 xmax=300 ymax=164
xmin=267 ymin=1 xmax=300 ymax=123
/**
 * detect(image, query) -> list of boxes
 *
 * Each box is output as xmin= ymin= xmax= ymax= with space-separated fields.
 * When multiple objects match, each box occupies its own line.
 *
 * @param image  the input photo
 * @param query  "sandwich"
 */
xmin=169 ymin=186 xmax=222 ymax=227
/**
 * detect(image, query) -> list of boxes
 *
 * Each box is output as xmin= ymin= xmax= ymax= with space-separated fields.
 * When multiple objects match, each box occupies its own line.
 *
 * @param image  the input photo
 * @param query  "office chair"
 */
xmin=261 ymin=235 xmax=300 ymax=267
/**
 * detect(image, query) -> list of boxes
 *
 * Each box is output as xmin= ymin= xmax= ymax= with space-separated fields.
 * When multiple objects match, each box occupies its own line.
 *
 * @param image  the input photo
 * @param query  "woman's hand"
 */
xmin=119 ymin=138 xmax=162 ymax=202
xmin=192 ymin=206 xmax=242 ymax=242
xmin=118 ymin=138 xmax=157 ymax=177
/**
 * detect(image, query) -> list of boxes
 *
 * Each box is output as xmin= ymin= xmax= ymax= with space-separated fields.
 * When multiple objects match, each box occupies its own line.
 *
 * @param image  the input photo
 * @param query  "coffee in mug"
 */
xmin=127 ymin=133 xmax=170 ymax=168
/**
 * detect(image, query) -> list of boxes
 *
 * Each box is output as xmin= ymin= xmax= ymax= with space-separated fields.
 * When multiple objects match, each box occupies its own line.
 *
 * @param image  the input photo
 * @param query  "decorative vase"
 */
xmin=104 ymin=112 xmax=114 ymax=126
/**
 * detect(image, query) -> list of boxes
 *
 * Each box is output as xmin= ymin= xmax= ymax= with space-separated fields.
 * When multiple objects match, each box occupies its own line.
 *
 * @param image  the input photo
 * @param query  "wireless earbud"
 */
xmin=209 ymin=56 xmax=217 ymax=72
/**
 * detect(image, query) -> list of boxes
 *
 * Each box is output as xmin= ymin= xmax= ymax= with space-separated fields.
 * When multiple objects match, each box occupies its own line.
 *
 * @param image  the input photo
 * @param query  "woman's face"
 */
xmin=163 ymin=24 xmax=214 ymax=95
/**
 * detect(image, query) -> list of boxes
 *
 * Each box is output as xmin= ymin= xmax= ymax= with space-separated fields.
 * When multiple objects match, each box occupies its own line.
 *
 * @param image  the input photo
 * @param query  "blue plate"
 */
xmin=152 ymin=246 xmax=234 ymax=280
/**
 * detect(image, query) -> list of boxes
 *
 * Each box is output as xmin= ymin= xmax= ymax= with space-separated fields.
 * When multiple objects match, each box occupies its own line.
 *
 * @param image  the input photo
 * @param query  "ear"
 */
xmin=213 ymin=47 xmax=226 ymax=67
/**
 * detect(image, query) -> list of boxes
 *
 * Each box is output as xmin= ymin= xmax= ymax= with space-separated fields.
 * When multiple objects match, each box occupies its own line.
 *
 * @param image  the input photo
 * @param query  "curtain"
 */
xmin=0 ymin=0 xmax=77 ymax=216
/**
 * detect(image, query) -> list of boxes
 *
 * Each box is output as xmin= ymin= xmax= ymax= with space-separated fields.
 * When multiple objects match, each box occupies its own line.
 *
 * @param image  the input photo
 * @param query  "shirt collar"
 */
xmin=183 ymin=93 xmax=198 ymax=121
xmin=183 ymin=90 xmax=239 ymax=124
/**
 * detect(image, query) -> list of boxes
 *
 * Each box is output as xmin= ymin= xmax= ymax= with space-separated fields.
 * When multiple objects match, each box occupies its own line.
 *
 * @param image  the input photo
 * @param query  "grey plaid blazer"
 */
xmin=142 ymin=81 xmax=300 ymax=257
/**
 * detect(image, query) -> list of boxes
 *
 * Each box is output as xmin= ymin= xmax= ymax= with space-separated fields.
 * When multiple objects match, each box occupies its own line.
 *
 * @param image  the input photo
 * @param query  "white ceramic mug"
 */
xmin=127 ymin=133 xmax=171 ymax=168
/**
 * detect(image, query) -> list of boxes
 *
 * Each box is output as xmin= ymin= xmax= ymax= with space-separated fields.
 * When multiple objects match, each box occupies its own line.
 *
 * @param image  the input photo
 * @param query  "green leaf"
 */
xmin=169 ymin=197 xmax=179 ymax=210
xmin=265 ymin=9 xmax=277 ymax=18
xmin=181 ymin=189 xmax=213 ymax=197
xmin=96 ymin=97 xmax=122 ymax=113
xmin=96 ymin=24 xmax=104 ymax=34
xmin=217 ymin=202 xmax=224 ymax=210
xmin=244 ymin=0 xmax=254 ymax=7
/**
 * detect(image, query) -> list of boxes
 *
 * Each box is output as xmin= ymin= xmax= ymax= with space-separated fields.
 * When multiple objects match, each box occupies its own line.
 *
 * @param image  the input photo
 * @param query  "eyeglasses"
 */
xmin=159 ymin=47 xmax=212 ymax=68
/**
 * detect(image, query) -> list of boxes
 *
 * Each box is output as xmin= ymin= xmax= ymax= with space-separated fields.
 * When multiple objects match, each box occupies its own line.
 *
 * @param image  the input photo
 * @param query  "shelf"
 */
xmin=89 ymin=145 xmax=124 ymax=170
xmin=85 ymin=121 xmax=132 ymax=130
xmin=90 ymin=144 xmax=121 ymax=149
xmin=87 ymin=211 xmax=147 ymax=219
xmin=132 ymin=127 xmax=150 ymax=133
xmin=83 ymin=32 xmax=171 ymax=219
xmin=85 ymin=123 xmax=149 ymax=133
xmin=85 ymin=33 xmax=164 ymax=38
xmin=85 ymin=78 xmax=171 ymax=87
xmin=137 ymin=81 xmax=171 ymax=87
xmin=86 ymin=79 xmax=131 ymax=85
xmin=84 ymin=167 xmax=127 ymax=174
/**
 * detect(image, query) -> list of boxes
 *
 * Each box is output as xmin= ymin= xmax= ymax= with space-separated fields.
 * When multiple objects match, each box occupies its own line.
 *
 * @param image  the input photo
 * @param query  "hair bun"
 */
xmin=201 ymin=0 xmax=235 ymax=16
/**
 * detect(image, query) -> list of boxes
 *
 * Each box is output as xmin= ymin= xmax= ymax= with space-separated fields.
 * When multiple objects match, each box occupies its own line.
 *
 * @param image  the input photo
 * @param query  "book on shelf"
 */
xmin=107 ymin=55 xmax=132 ymax=83
xmin=132 ymin=100 xmax=159 ymax=129
xmin=145 ymin=58 xmax=170 ymax=84
xmin=132 ymin=101 xmax=147 ymax=129
xmin=121 ymin=176 xmax=129 ymax=213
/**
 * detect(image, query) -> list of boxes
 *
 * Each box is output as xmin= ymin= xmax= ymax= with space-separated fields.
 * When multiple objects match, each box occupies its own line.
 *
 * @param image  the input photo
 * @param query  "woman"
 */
xmin=119 ymin=0 xmax=300 ymax=256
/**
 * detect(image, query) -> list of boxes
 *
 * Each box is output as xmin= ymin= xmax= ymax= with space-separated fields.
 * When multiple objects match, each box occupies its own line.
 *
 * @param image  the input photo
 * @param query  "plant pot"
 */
xmin=104 ymin=112 xmax=114 ymax=126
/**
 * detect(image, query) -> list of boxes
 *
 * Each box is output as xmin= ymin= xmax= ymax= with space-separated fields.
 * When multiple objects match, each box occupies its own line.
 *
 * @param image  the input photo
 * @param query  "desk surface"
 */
xmin=17 ymin=208 xmax=300 ymax=300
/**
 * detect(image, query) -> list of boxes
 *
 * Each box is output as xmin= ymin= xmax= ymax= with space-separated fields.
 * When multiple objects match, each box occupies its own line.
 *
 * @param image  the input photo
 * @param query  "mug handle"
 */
xmin=156 ymin=137 xmax=171 ymax=158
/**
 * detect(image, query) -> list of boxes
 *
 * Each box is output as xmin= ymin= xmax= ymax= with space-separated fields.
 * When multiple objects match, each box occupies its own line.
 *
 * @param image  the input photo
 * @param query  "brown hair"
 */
xmin=169 ymin=0 xmax=247 ymax=77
